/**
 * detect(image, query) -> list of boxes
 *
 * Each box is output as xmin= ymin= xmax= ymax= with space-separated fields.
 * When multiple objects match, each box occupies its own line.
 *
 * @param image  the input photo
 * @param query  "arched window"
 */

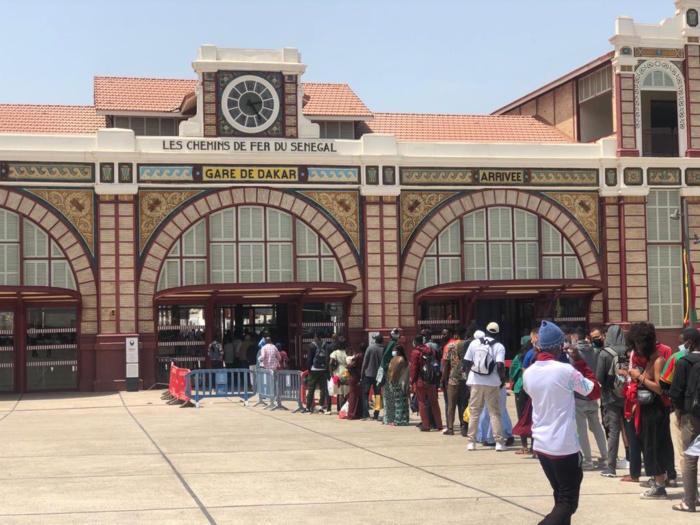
xmin=0 ymin=210 xmax=76 ymax=290
xmin=417 ymin=207 xmax=583 ymax=291
xmin=158 ymin=206 xmax=343 ymax=291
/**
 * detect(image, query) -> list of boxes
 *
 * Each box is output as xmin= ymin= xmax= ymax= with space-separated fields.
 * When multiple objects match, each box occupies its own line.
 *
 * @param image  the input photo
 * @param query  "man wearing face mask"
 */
xmin=595 ymin=325 xmax=628 ymax=478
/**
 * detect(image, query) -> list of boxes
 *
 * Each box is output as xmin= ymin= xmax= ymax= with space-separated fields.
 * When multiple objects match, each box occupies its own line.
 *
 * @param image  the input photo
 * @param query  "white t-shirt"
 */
xmin=465 ymin=336 xmax=506 ymax=387
xmin=523 ymin=360 xmax=594 ymax=456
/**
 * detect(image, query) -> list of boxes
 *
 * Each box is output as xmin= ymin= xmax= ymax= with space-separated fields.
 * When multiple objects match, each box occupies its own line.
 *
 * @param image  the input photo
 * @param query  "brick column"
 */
xmin=603 ymin=197 xmax=622 ymax=322
xmin=363 ymin=196 xmax=400 ymax=337
xmin=686 ymin=44 xmax=700 ymax=156
xmin=621 ymin=196 xmax=648 ymax=322
xmin=617 ymin=73 xmax=639 ymax=157
xmin=94 ymin=195 xmax=139 ymax=391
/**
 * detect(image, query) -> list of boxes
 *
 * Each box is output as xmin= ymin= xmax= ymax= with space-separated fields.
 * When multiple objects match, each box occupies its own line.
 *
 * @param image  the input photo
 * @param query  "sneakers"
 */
xmin=666 ymin=478 xmax=679 ymax=488
xmin=467 ymin=442 xmax=477 ymax=451
xmin=442 ymin=429 xmax=455 ymax=436
xmin=582 ymin=460 xmax=596 ymax=471
xmin=495 ymin=442 xmax=508 ymax=452
xmin=505 ymin=437 xmax=515 ymax=446
xmin=318 ymin=409 xmax=325 ymax=415
xmin=601 ymin=468 xmax=616 ymax=478
xmin=640 ymin=483 xmax=668 ymax=500
xmin=617 ymin=458 xmax=630 ymax=469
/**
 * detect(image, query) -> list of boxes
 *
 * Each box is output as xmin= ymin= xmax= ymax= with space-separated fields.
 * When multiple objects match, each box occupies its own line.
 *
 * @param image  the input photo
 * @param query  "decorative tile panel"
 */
xmin=366 ymin=166 xmax=379 ymax=185
xmin=687 ymin=168 xmax=700 ymax=185
xmin=401 ymin=168 xmax=475 ymax=185
xmin=544 ymin=192 xmax=600 ymax=251
xmin=100 ymin=163 xmax=115 ymax=183
xmin=307 ymin=167 xmax=359 ymax=183
xmin=400 ymin=192 xmax=457 ymax=251
xmin=118 ymin=163 xmax=133 ymax=184
xmin=623 ymin=168 xmax=643 ymax=186
xmin=1 ymin=162 xmax=93 ymax=182
xmin=139 ymin=165 xmax=193 ymax=183
xmin=139 ymin=190 xmax=204 ymax=252
xmin=605 ymin=168 xmax=618 ymax=186
xmin=529 ymin=169 xmax=598 ymax=186
xmin=648 ymin=168 xmax=681 ymax=185
xmin=27 ymin=189 xmax=95 ymax=253
xmin=634 ymin=48 xmax=685 ymax=59
xmin=298 ymin=191 xmax=360 ymax=252
xmin=383 ymin=166 xmax=396 ymax=185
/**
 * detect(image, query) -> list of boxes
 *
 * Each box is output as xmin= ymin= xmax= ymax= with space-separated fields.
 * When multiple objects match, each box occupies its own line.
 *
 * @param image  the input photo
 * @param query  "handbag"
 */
xmin=636 ymin=386 xmax=656 ymax=405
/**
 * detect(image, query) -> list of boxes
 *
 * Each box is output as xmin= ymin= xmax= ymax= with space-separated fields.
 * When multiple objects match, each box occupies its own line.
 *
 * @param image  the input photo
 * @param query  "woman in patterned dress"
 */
xmin=387 ymin=345 xmax=411 ymax=426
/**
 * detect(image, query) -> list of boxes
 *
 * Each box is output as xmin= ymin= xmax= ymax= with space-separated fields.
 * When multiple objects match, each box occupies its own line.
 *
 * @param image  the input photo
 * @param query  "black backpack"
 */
xmin=312 ymin=341 xmax=328 ymax=370
xmin=421 ymin=351 xmax=441 ymax=385
xmin=683 ymin=353 xmax=700 ymax=418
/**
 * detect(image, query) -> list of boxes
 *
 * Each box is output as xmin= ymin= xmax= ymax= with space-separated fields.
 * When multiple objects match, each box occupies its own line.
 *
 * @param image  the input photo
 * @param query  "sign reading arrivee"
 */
xmin=162 ymin=138 xmax=337 ymax=153
xmin=478 ymin=169 xmax=525 ymax=184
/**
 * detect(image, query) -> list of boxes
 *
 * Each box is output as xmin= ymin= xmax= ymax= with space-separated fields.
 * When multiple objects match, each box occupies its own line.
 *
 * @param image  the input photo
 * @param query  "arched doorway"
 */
xmin=138 ymin=189 xmax=362 ymax=384
xmin=0 ymin=207 xmax=85 ymax=392
xmin=402 ymin=190 xmax=604 ymax=354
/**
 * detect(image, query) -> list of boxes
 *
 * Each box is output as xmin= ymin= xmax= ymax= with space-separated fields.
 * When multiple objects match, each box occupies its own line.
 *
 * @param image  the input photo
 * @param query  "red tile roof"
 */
xmin=94 ymin=76 xmax=197 ymax=112
xmin=300 ymin=83 xmax=372 ymax=117
xmin=357 ymin=113 xmax=574 ymax=143
xmin=0 ymin=104 xmax=106 ymax=135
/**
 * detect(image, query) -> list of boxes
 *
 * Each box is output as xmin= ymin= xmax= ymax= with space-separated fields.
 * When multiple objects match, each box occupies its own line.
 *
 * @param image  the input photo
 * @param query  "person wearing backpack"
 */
xmin=441 ymin=324 xmax=469 ymax=436
xmin=669 ymin=327 xmax=700 ymax=512
xmin=464 ymin=321 xmax=507 ymax=451
xmin=595 ymin=324 xmax=628 ymax=478
xmin=410 ymin=334 xmax=443 ymax=432
xmin=306 ymin=333 xmax=329 ymax=414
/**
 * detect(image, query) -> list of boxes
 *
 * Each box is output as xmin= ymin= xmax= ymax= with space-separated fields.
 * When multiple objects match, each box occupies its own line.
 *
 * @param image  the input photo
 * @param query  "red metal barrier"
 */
xmin=168 ymin=363 xmax=191 ymax=403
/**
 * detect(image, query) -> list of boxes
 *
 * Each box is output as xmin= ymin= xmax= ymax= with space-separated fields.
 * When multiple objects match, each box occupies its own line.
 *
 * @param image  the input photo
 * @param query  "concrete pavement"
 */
xmin=0 ymin=390 xmax=695 ymax=524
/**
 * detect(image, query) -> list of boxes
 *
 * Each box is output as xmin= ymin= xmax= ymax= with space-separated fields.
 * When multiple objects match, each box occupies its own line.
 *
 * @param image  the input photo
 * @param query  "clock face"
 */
xmin=221 ymin=75 xmax=281 ymax=134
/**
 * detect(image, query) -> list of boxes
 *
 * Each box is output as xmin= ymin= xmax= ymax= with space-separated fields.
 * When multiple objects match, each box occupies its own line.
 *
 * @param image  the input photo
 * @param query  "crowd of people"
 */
xmin=298 ymin=320 xmax=700 ymax=523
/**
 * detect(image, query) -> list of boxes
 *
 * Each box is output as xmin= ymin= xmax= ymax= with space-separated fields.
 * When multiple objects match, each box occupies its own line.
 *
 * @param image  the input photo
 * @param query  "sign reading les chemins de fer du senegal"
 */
xmin=477 ymin=169 xmax=526 ymax=184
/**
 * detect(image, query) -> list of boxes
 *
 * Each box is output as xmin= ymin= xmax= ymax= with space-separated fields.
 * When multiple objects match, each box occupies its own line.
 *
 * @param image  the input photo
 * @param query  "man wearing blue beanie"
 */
xmin=523 ymin=321 xmax=601 ymax=525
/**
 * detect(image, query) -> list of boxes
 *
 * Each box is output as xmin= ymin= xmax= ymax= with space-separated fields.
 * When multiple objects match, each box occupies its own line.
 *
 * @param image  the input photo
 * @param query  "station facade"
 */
xmin=0 ymin=1 xmax=699 ymax=392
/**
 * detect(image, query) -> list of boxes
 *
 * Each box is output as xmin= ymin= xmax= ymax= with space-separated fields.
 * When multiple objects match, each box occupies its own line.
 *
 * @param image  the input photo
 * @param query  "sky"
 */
xmin=0 ymin=0 xmax=676 ymax=115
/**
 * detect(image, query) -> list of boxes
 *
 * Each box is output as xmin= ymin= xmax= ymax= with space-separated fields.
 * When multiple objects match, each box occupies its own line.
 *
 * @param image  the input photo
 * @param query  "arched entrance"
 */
xmin=402 ymin=190 xmax=604 ymax=353
xmin=138 ymin=188 xmax=362 ymax=385
xmin=0 ymin=191 xmax=96 ymax=392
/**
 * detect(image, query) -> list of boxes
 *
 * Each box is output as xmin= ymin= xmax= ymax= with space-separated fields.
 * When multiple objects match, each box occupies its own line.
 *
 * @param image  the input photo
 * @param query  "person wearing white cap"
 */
xmin=523 ymin=320 xmax=601 ymax=525
xmin=464 ymin=322 xmax=507 ymax=451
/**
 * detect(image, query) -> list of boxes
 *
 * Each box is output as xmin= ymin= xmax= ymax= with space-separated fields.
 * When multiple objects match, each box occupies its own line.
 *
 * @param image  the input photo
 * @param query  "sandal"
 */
xmin=620 ymin=475 xmax=640 ymax=482
xmin=672 ymin=502 xmax=696 ymax=512
xmin=515 ymin=447 xmax=530 ymax=455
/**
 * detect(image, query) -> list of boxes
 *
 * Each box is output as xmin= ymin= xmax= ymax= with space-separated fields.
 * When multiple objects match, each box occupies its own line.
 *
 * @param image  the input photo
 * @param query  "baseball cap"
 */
xmin=486 ymin=322 xmax=500 ymax=334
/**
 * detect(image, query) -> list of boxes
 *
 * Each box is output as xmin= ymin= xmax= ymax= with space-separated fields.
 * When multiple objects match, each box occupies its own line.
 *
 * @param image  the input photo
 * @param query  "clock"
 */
xmin=221 ymin=74 xmax=281 ymax=134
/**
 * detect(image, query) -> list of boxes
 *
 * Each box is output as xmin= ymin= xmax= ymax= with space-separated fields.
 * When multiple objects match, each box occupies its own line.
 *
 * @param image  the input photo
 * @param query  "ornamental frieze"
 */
xmin=27 ymin=189 xmax=95 ymax=253
xmin=543 ymin=192 xmax=599 ymax=251
xmin=139 ymin=190 xmax=204 ymax=252
xmin=400 ymin=167 xmax=598 ymax=186
xmin=298 ymin=191 xmax=360 ymax=253
xmin=1 ymin=162 xmax=93 ymax=182
xmin=648 ymin=168 xmax=681 ymax=185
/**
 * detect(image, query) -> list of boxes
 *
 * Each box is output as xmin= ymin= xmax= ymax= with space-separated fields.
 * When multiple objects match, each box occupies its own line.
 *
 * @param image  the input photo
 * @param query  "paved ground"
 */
xmin=0 ymin=390 xmax=696 ymax=524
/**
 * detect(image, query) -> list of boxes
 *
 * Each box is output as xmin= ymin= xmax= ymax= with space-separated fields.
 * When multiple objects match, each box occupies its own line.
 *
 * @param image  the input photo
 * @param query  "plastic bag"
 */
xmin=463 ymin=406 xmax=470 ymax=423
xmin=327 ymin=379 xmax=334 ymax=397
xmin=373 ymin=394 xmax=383 ymax=411
xmin=339 ymin=401 xmax=349 ymax=419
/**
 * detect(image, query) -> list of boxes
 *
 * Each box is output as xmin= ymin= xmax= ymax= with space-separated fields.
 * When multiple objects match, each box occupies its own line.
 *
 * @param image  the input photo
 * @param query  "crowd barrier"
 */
xmin=272 ymin=370 xmax=304 ymax=412
xmin=186 ymin=368 xmax=254 ymax=408
xmin=254 ymin=368 xmax=276 ymax=409
xmin=161 ymin=363 xmax=192 ymax=406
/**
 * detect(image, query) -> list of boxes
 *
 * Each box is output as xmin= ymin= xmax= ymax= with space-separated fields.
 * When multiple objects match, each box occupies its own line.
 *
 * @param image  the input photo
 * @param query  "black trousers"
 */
xmin=537 ymin=452 xmax=583 ymax=525
xmin=640 ymin=399 xmax=675 ymax=478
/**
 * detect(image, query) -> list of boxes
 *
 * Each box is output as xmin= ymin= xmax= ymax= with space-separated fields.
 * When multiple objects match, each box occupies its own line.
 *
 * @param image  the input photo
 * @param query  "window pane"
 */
xmin=417 ymin=258 xmax=438 ymax=291
xmin=239 ymin=207 xmax=264 ymax=240
xmin=321 ymin=259 xmax=342 ymax=282
xmin=542 ymin=256 xmax=562 ymax=279
xmin=210 ymin=243 xmax=236 ymax=284
xmin=239 ymin=243 xmax=265 ymax=282
xmin=465 ymin=242 xmax=487 ymax=280
xmin=439 ymin=257 xmax=461 ymax=284
xmin=210 ymin=209 xmax=235 ymax=241
xmin=296 ymin=221 xmax=319 ymax=256
xmin=464 ymin=210 xmax=486 ymax=240
xmin=515 ymin=242 xmax=539 ymax=279
xmin=648 ymin=245 xmax=683 ymax=327
xmin=488 ymin=208 xmax=512 ymax=240
xmin=514 ymin=210 xmax=538 ymax=240
xmin=489 ymin=242 xmax=513 ymax=280
xmin=438 ymin=222 xmax=460 ymax=255
xmin=23 ymin=221 xmax=48 ymax=258
xmin=297 ymin=258 xmax=319 ymax=282
xmin=542 ymin=222 xmax=562 ymax=254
